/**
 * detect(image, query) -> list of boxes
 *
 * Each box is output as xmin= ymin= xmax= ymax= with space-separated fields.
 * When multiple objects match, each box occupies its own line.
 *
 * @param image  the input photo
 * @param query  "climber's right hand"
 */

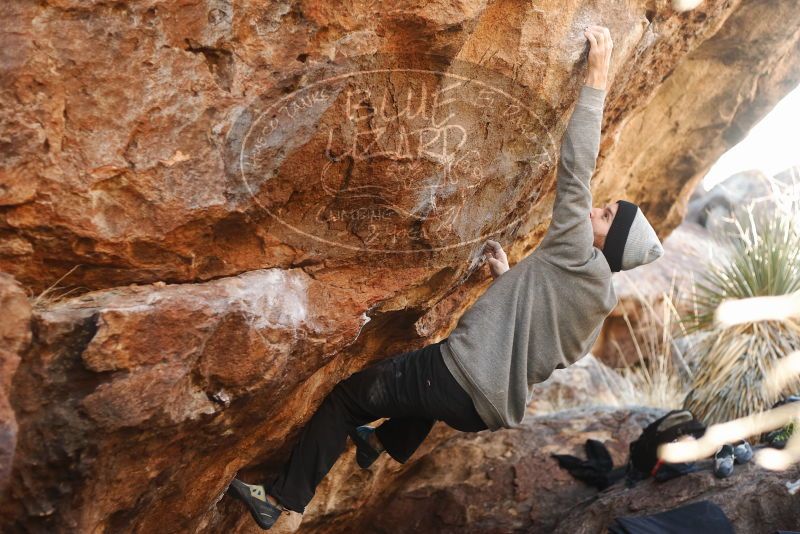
xmin=583 ymin=25 xmax=613 ymax=90
xmin=483 ymin=240 xmax=509 ymax=279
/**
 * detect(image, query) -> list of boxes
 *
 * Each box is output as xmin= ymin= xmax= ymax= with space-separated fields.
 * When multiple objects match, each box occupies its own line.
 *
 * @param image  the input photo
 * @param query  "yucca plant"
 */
xmin=682 ymin=199 xmax=800 ymax=425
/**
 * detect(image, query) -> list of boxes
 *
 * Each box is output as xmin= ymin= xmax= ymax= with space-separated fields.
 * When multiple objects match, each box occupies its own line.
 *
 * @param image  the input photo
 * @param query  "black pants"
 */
xmin=265 ymin=338 xmax=488 ymax=513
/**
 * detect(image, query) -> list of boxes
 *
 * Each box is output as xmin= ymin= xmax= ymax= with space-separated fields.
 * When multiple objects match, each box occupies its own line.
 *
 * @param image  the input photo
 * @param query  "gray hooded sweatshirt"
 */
xmin=440 ymin=84 xmax=618 ymax=431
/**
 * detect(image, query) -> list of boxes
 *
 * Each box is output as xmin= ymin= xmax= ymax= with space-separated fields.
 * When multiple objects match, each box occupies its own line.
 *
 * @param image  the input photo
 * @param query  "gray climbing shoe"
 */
xmin=353 ymin=425 xmax=383 ymax=469
xmin=226 ymin=478 xmax=285 ymax=530
xmin=713 ymin=444 xmax=735 ymax=478
xmin=732 ymin=439 xmax=753 ymax=464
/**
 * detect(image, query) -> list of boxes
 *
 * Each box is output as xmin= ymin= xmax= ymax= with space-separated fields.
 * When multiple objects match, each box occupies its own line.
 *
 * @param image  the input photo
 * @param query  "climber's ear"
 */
xmin=608 ymin=201 xmax=620 ymax=223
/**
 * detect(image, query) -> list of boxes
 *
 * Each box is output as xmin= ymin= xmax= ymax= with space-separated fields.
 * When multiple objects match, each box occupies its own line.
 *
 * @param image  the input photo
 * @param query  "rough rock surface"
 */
xmin=0 ymin=274 xmax=31 ymax=493
xmin=0 ymin=268 xmax=393 ymax=532
xmin=2 ymin=0 xmax=800 ymax=294
xmin=2 ymin=0 xmax=800 ymax=533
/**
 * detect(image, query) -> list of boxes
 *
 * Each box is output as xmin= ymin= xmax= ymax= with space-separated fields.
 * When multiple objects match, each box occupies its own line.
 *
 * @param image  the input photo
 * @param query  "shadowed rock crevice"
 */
xmin=184 ymin=41 xmax=235 ymax=92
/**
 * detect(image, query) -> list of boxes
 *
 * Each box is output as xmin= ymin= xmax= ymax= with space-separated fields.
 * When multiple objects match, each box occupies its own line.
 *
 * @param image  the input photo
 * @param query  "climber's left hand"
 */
xmin=483 ymin=240 xmax=510 ymax=279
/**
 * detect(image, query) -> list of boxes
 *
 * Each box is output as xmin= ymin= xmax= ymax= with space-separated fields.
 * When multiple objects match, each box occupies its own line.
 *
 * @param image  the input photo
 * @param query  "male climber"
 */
xmin=226 ymin=25 xmax=664 ymax=531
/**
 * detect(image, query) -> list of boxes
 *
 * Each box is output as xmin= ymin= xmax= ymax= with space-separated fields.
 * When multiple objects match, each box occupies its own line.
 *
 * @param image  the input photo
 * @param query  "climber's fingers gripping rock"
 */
xmin=483 ymin=239 xmax=510 ymax=279
xmin=583 ymin=25 xmax=613 ymax=90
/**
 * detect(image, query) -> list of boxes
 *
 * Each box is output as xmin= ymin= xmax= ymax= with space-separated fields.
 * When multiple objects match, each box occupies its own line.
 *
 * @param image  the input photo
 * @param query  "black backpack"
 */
xmin=626 ymin=409 xmax=706 ymax=484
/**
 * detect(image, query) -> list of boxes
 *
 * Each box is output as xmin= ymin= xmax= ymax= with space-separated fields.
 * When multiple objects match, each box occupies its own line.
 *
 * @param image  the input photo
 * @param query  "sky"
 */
xmin=701 ymin=82 xmax=800 ymax=191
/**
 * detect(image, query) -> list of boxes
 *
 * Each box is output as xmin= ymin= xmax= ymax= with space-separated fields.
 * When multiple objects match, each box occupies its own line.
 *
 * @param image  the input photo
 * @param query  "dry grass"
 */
xmin=30 ymin=265 xmax=86 ymax=310
xmin=608 ymin=273 xmax=694 ymax=410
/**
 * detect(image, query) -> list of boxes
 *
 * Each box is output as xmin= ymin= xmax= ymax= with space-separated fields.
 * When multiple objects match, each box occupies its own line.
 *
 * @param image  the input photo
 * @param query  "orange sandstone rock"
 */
xmin=0 ymin=273 xmax=30 ymax=493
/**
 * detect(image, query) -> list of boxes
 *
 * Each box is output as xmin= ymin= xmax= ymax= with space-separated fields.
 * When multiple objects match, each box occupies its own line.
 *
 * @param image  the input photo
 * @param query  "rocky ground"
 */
xmin=553 ymin=457 xmax=800 ymax=534
xmin=301 ymin=406 xmax=665 ymax=533
xmin=278 ymin=405 xmax=800 ymax=533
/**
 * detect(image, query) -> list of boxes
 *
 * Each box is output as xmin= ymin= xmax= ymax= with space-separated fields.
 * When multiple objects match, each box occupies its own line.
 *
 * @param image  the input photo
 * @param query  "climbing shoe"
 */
xmin=352 ymin=425 xmax=384 ymax=469
xmin=732 ymin=439 xmax=753 ymax=464
xmin=764 ymin=420 xmax=796 ymax=449
xmin=713 ymin=444 xmax=735 ymax=478
xmin=226 ymin=478 xmax=285 ymax=530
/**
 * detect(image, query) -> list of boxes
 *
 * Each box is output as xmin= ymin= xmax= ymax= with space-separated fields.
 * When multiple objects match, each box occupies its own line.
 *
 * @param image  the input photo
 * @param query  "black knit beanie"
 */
xmin=602 ymin=200 xmax=638 ymax=272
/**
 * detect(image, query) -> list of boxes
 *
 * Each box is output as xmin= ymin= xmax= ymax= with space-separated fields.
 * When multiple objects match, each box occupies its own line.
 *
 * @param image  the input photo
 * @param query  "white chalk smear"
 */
xmin=672 ymin=0 xmax=703 ymax=12
xmin=222 ymin=270 xmax=310 ymax=330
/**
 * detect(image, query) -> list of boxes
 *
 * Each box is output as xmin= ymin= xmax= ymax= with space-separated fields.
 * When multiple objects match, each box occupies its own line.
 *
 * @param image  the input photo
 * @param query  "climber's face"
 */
xmin=589 ymin=201 xmax=619 ymax=249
